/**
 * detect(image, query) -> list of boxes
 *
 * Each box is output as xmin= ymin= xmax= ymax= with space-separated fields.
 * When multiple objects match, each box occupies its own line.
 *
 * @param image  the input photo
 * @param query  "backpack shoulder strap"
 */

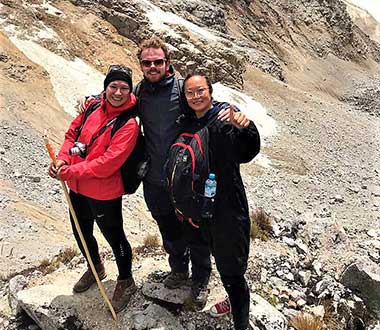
xmin=111 ymin=106 xmax=138 ymax=138
xmin=75 ymin=101 xmax=101 ymax=141
xmin=133 ymin=81 xmax=143 ymax=98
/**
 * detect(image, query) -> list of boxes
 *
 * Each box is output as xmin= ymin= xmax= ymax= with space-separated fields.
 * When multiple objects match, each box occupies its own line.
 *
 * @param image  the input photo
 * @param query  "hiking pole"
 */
xmin=43 ymin=131 xmax=119 ymax=330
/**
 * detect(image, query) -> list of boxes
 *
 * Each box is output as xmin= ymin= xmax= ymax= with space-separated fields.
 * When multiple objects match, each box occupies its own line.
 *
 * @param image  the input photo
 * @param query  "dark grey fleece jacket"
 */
xmin=137 ymin=66 xmax=184 ymax=186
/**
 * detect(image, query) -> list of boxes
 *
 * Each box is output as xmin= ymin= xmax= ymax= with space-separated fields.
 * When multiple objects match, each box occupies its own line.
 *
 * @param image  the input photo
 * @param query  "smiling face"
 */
xmin=140 ymin=47 xmax=170 ymax=83
xmin=184 ymin=75 xmax=213 ymax=118
xmin=105 ymin=80 xmax=131 ymax=107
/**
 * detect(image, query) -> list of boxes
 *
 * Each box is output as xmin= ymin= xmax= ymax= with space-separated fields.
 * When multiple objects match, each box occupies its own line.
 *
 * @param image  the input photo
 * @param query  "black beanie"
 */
xmin=104 ymin=66 xmax=133 ymax=91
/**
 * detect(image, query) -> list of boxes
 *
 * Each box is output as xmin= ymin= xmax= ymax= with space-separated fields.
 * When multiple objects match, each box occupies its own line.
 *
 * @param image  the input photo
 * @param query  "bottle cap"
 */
xmin=209 ymin=173 xmax=215 ymax=180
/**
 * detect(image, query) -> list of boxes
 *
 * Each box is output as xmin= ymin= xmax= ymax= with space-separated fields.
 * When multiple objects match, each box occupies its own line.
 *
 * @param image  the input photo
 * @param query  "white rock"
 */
xmin=250 ymin=294 xmax=287 ymax=329
xmin=8 ymin=275 xmax=27 ymax=316
xmin=367 ymin=229 xmax=380 ymax=238
xmin=309 ymin=305 xmax=325 ymax=318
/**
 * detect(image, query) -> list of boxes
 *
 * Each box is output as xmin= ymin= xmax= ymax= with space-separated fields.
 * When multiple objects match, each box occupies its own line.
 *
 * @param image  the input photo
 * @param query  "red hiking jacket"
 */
xmin=57 ymin=93 xmax=139 ymax=200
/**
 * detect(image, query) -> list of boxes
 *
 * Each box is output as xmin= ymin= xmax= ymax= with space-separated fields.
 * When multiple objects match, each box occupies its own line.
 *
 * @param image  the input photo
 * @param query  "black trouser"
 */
xmin=198 ymin=212 xmax=251 ymax=330
xmin=69 ymin=191 xmax=132 ymax=280
xmin=143 ymin=182 xmax=211 ymax=284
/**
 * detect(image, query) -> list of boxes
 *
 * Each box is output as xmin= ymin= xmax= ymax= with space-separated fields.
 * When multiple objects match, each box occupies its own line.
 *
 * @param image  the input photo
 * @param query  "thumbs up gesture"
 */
xmin=217 ymin=105 xmax=250 ymax=129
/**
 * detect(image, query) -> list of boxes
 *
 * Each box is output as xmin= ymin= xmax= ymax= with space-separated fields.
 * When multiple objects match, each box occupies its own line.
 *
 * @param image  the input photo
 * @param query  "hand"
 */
xmin=230 ymin=105 xmax=250 ymax=128
xmin=217 ymin=105 xmax=250 ymax=128
xmin=77 ymin=96 xmax=96 ymax=114
xmin=48 ymin=160 xmax=65 ymax=180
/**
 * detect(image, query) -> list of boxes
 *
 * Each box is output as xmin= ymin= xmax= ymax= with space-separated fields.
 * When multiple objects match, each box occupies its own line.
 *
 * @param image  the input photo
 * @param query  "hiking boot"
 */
xmin=111 ymin=277 xmax=137 ymax=313
xmin=184 ymin=282 xmax=209 ymax=311
xmin=73 ymin=263 xmax=106 ymax=293
xmin=209 ymin=297 xmax=231 ymax=317
xmin=163 ymin=271 xmax=189 ymax=289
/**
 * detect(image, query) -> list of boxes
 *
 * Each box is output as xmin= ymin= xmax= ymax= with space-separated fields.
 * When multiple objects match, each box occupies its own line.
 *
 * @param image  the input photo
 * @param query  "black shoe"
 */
xmin=163 ymin=271 xmax=189 ymax=289
xmin=185 ymin=282 xmax=209 ymax=311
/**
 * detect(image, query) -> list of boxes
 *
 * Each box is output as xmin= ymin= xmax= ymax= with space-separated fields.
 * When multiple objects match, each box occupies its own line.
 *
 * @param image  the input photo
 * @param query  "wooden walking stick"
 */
xmin=43 ymin=131 xmax=119 ymax=330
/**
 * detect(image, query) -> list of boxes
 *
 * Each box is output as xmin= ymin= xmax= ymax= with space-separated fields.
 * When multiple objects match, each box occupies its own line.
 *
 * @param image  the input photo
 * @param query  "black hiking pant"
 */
xmin=143 ymin=182 xmax=212 ymax=284
xmin=69 ymin=191 xmax=132 ymax=280
xmin=187 ymin=211 xmax=251 ymax=330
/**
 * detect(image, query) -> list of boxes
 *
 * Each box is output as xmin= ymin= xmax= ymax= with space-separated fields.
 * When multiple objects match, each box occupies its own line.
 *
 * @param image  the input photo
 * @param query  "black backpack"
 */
xmin=76 ymin=101 xmax=146 ymax=195
xmin=165 ymin=123 xmax=215 ymax=227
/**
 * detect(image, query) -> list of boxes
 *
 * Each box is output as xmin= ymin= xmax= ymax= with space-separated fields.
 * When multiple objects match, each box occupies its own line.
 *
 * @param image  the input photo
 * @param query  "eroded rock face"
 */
xmin=67 ymin=0 xmax=380 ymax=87
xmin=341 ymin=262 xmax=380 ymax=317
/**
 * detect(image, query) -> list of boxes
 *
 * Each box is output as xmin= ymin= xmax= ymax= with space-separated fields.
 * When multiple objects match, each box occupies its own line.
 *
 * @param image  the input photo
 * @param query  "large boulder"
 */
xmin=341 ymin=262 xmax=380 ymax=317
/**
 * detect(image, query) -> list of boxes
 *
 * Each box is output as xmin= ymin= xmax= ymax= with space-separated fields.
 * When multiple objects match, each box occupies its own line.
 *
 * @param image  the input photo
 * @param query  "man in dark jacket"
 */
xmin=136 ymin=37 xmax=212 ymax=302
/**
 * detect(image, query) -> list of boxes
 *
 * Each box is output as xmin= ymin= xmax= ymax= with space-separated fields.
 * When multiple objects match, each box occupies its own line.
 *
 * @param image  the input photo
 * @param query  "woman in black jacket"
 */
xmin=180 ymin=73 xmax=261 ymax=330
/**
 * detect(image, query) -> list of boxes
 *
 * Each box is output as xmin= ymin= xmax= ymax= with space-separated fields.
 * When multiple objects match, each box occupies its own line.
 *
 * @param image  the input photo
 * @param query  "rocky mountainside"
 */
xmin=0 ymin=0 xmax=380 ymax=329
xmin=344 ymin=0 xmax=380 ymax=43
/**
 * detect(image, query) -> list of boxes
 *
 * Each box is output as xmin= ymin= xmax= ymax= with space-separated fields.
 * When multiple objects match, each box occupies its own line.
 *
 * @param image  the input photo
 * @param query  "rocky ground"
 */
xmin=0 ymin=0 xmax=380 ymax=329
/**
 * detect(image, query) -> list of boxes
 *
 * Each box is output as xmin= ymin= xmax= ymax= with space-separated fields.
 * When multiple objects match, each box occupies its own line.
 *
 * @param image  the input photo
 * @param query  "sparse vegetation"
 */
xmin=250 ymin=208 xmax=272 ymax=241
xmin=290 ymin=313 xmax=323 ymax=330
xmin=255 ymin=283 xmax=278 ymax=307
xmin=39 ymin=247 xmax=79 ymax=275
xmin=134 ymin=234 xmax=161 ymax=254
xmin=322 ymin=301 xmax=344 ymax=330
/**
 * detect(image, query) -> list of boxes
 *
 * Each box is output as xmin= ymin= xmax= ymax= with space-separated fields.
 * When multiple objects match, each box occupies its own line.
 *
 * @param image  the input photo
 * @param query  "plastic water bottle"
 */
xmin=204 ymin=173 xmax=217 ymax=197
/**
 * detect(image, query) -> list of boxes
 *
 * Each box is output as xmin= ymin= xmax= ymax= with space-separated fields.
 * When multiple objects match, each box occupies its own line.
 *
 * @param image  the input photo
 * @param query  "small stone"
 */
xmin=367 ymin=229 xmax=379 ymax=238
xmin=309 ymin=305 xmax=325 ymax=318
xmin=296 ymin=298 xmax=307 ymax=308
xmin=298 ymin=270 xmax=312 ymax=286
xmin=295 ymin=239 xmax=309 ymax=254
xmin=334 ymin=194 xmax=344 ymax=203
xmin=272 ymin=288 xmax=280 ymax=296
xmin=14 ymin=171 xmax=22 ymax=178
xmin=31 ymin=176 xmax=41 ymax=183
xmin=372 ymin=186 xmax=380 ymax=197
xmin=312 ymin=261 xmax=323 ymax=276
xmin=287 ymin=300 xmax=297 ymax=309
xmin=283 ymin=237 xmax=295 ymax=247
xmin=285 ymin=273 xmax=294 ymax=281
xmin=290 ymin=290 xmax=302 ymax=300
xmin=350 ymin=186 xmax=360 ymax=193
xmin=0 ymin=147 xmax=5 ymax=154
xmin=279 ymin=293 xmax=289 ymax=302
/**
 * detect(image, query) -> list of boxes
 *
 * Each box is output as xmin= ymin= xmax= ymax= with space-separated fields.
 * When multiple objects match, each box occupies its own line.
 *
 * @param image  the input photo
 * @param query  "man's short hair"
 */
xmin=137 ymin=36 xmax=170 ymax=61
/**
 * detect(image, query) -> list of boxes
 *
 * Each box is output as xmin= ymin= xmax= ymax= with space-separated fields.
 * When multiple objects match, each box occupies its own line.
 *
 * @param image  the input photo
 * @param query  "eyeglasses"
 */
xmin=184 ymin=88 xmax=209 ymax=99
xmin=140 ymin=59 xmax=166 ymax=68
xmin=107 ymin=64 xmax=132 ymax=76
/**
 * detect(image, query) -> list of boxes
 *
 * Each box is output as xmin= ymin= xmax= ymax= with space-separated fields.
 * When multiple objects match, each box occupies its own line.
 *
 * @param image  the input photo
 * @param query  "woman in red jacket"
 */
xmin=48 ymin=65 xmax=139 ymax=313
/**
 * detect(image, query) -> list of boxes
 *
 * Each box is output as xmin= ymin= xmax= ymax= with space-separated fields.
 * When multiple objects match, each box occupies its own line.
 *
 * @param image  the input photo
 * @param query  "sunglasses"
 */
xmin=107 ymin=64 xmax=132 ymax=76
xmin=140 ymin=58 xmax=166 ymax=68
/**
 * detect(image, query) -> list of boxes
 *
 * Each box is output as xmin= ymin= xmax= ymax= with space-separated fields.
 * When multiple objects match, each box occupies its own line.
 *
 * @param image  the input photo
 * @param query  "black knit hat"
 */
xmin=104 ymin=65 xmax=133 ymax=91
